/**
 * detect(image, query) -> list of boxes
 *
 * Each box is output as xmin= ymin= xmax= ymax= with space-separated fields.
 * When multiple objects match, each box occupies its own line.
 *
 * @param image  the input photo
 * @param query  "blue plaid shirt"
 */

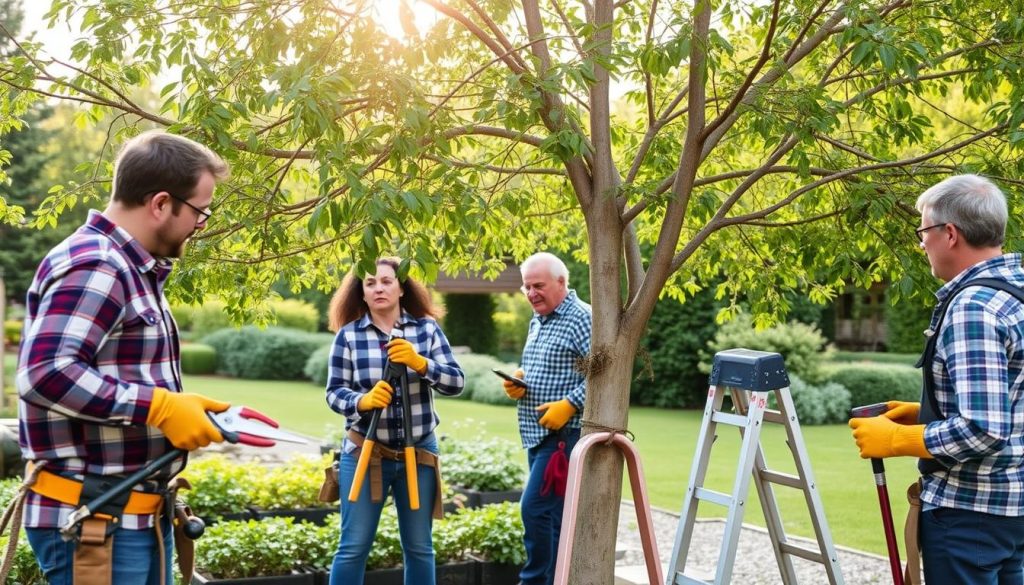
xmin=325 ymin=311 xmax=463 ymax=448
xmin=922 ymin=253 xmax=1024 ymax=517
xmin=517 ymin=290 xmax=592 ymax=449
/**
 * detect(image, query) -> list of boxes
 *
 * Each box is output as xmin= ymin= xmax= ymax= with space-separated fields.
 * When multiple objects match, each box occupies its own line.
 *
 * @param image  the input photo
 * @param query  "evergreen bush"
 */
xmin=304 ymin=344 xmax=333 ymax=386
xmin=201 ymin=326 xmax=330 ymax=380
xmin=180 ymin=343 xmax=217 ymax=375
xmin=824 ymin=363 xmax=921 ymax=407
xmin=494 ymin=293 xmax=532 ymax=358
xmin=885 ymin=296 xmax=932 ymax=353
xmin=632 ymin=288 xmax=721 ymax=408
xmin=272 ymin=298 xmax=319 ymax=332
xmin=455 ymin=353 xmax=521 ymax=404
xmin=701 ymin=312 xmax=834 ymax=384
xmin=442 ymin=293 xmax=497 ymax=355
xmin=766 ymin=375 xmax=851 ymax=425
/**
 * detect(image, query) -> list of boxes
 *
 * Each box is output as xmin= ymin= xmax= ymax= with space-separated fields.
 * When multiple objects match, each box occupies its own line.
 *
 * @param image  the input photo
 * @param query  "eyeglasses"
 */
xmin=915 ymin=223 xmax=947 ymax=243
xmin=165 ymin=192 xmax=213 ymax=225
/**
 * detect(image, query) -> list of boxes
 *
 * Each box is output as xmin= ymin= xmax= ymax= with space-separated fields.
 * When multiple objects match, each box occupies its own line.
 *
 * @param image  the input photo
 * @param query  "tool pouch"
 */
xmin=168 ymin=477 xmax=197 ymax=583
xmin=903 ymin=479 xmax=923 ymax=585
xmin=318 ymin=460 xmax=340 ymax=503
xmin=73 ymin=517 xmax=114 ymax=585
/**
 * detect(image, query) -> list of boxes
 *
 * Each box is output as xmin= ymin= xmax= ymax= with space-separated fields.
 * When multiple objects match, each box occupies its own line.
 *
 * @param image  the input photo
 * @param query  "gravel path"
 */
xmin=615 ymin=502 xmax=897 ymax=584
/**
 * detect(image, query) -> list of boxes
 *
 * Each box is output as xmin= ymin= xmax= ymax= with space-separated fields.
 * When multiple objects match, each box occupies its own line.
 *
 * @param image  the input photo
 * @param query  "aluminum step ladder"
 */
xmin=666 ymin=348 xmax=844 ymax=585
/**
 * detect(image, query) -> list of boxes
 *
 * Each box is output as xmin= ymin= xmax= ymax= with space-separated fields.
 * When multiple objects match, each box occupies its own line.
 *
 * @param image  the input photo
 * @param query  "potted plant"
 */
xmin=463 ymin=502 xmax=526 ymax=585
xmin=440 ymin=437 xmax=525 ymax=509
xmin=191 ymin=517 xmax=314 ymax=584
xmin=248 ymin=454 xmax=336 ymax=525
xmin=180 ymin=455 xmax=262 ymax=524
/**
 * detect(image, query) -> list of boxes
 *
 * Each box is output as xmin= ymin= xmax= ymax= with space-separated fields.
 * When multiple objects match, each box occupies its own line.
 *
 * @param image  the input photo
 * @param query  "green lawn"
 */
xmin=185 ymin=373 xmax=916 ymax=556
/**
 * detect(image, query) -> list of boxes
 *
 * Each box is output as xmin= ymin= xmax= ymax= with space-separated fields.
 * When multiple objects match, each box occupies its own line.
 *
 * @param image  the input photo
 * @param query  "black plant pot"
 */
xmin=362 ymin=560 xmax=479 ymax=585
xmin=192 ymin=571 xmax=315 ymax=584
xmin=200 ymin=509 xmax=254 ymax=526
xmin=451 ymin=487 xmax=523 ymax=509
xmin=249 ymin=506 xmax=336 ymax=526
xmin=472 ymin=557 xmax=522 ymax=585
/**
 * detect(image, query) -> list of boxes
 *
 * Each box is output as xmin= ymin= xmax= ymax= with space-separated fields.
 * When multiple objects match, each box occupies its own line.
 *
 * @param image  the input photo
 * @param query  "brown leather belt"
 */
xmin=346 ymin=430 xmax=444 ymax=519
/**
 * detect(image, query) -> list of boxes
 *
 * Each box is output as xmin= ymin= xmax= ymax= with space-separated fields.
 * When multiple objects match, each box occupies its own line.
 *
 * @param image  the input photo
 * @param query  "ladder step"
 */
xmin=710 ymin=411 xmax=747 ymax=427
xmin=759 ymin=469 xmax=803 ymax=489
xmin=694 ymin=487 xmax=732 ymax=507
xmin=780 ymin=541 xmax=826 ymax=563
xmin=674 ymin=572 xmax=712 ymax=585
xmin=762 ymin=409 xmax=786 ymax=424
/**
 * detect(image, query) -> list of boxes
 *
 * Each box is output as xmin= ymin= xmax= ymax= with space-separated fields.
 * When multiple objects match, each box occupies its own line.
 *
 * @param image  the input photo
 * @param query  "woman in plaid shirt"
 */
xmin=324 ymin=257 xmax=464 ymax=585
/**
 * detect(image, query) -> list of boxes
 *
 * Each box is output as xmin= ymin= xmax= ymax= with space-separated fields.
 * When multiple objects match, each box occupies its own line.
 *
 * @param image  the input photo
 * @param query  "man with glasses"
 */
xmin=850 ymin=174 xmax=1024 ymax=584
xmin=16 ymin=131 xmax=231 ymax=584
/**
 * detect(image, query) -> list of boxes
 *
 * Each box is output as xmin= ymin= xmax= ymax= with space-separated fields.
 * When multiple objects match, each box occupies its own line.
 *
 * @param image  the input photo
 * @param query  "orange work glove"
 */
xmin=536 ymin=399 xmax=576 ymax=430
xmin=504 ymin=369 xmax=526 ymax=400
xmin=386 ymin=338 xmax=428 ymax=375
xmin=357 ymin=380 xmax=395 ymax=412
xmin=146 ymin=388 xmax=229 ymax=451
xmin=849 ymin=415 xmax=932 ymax=459
xmin=884 ymin=401 xmax=921 ymax=425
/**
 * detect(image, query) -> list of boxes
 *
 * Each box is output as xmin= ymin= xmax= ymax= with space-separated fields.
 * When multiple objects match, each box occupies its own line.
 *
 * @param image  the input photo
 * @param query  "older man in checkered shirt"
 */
xmin=501 ymin=252 xmax=591 ymax=585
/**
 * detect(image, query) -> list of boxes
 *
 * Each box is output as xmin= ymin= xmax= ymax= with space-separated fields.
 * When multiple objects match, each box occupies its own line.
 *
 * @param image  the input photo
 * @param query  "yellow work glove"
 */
xmin=357 ymin=380 xmax=394 ymax=412
xmin=536 ymin=399 xmax=576 ymax=430
xmin=849 ymin=415 xmax=932 ymax=459
xmin=146 ymin=388 xmax=229 ymax=451
xmin=504 ymin=369 xmax=526 ymax=400
xmin=884 ymin=401 xmax=921 ymax=425
xmin=386 ymin=338 xmax=428 ymax=375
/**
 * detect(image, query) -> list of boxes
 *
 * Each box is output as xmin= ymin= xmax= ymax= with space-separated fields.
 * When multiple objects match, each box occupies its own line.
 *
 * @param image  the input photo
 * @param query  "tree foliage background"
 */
xmin=3 ymin=0 xmax=1024 ymax=578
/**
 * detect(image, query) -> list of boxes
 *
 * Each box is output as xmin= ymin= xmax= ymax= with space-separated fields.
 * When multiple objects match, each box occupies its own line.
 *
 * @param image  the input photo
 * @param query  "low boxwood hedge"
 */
xmin=824 ymin=363 xmax=921 ymax=407
xmin=201 ymin=326 xmax=331 ymax=380
xmin=180 ymin=343 xmax=217 ymax=375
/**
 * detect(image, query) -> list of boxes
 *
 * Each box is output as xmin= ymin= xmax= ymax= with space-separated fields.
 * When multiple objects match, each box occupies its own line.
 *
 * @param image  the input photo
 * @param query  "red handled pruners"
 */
xmin=208 ymin=406 xmax=309 ymax=447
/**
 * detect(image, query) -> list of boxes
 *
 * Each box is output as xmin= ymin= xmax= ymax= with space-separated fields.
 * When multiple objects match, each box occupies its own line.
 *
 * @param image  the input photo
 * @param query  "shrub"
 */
xmin=442 ymin=293 xmax=498 ymax=355
xmin=169 ymin=305 xmax=194 ymax=331
xmin=766 ymin=375 xmax=851 ymax=425
xmin=494 ymin=293 xmax=532 ymax=357
xmin=250 ymin=454 xmax=333 ymax=510
xmin=632 ymin=288 xmax=721 ymax=408
xmin=885 ymin=295 xmax=932 ymax=353
xmin=440 ymin=436 xmax=525 ymax=491
xmin=180 ymin=343 xmax=216 ymax=375
xmin=824 ymin=363 xmax=921 ymax=407
xmin=180 ymin=455 xmax=267 ymax=520
xmin=304 ymin=344 xmax=333 ymax=387
xmin=201 ymin=326 xmax=329 ymax=380
xmin=272 ymin=299 xmax=319 ymax=332
xmin=433 ymin=510 xmax=474 ymax=565
xmin=288 ymin=519 xmax=339 ymax=571
xmin=458 ymin=502 xmax=526 ymax=565
xmin=701 ymin=312 xmax=834 ymax=384
xmin=194 ymin=517 xmax=301 ymax=579
xmin=189 ymin=300 xmax=233 ymax=340
xmin=455 ymin=353 xmax=522 ymax=405
xmin=831 ymin=351 xmax=919 ymax=366
xmin=366 ymin=506 xmax=403 ymax=570
xmin=4 ymin=320 xmax=22 ymax=347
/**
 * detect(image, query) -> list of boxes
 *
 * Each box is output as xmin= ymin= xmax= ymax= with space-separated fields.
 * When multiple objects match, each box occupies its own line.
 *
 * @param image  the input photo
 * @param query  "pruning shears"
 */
xmin=208 ymin=406 xmax=309 ymax=447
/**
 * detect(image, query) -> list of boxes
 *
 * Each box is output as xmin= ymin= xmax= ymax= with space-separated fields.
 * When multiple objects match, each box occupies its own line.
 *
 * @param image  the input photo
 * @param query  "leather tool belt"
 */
xmin=25 ymin=462 xmax=192 ymax=585
xmin=346 ymin=430 xmax=444 ymax=519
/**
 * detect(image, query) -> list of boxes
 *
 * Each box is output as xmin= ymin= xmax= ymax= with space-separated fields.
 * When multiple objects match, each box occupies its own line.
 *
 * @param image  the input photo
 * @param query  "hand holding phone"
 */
xmin=849 ymin=402 xmax=889 ymax=419
xmin=492 ymin=369 xmax=527 ymax=388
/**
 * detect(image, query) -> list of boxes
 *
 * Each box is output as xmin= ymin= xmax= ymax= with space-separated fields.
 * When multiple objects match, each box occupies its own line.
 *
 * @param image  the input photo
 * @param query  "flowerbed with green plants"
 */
xmin=439 ymin=434 xmax=526 ymax=509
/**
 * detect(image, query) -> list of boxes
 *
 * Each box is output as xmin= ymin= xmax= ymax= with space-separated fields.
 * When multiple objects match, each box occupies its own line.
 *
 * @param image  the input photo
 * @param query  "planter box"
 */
xmin=474 ymin=559 xmax=521 ymax=585
xmin=249 ymin=506 xmax=336 ymax=526
xmin=192 ymin=571 xmax=315 ymax=585
xmin=201 ymin=510 xmax=254 ymax=526
xmin=362 ymin=560 xmax=477 ymax=585
xmin=451 ymin=487 xmax=523 ymax=509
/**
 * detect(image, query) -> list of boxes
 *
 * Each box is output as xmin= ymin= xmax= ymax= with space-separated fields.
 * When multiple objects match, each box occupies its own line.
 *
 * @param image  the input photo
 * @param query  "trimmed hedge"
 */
xmin=271 ymin=298 xmax=319 ymax=332
xmin=443 ymin=294 xmax=498 ymax=355
xmin=456 ymin=353 xmax=521 ymax=405
xmin=831 ymin=351 xmax=919 ymax=366
xmin=824 ymin=363 xmax=921 ymax=407
xmin=767 ymin=374 xmax=851 ymax=425
xmin=201 ymin=326 xmax=332 ymax=380
xmin=180 ymin=343 xmax=217 ymax=375
xmin=304 ymin=344 xmax=332 ymax=387
xmin=701 ymin=312 xmax=833 ymax=384
xmin=885 ymin=295 xmax=932 ymax=353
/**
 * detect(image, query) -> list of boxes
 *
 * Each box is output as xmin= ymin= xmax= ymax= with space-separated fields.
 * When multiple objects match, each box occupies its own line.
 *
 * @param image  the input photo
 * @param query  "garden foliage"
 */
xmin=824 ymin=363 xmax=921 ymax=407
xmin=201 ymin=326 xmax=331 ymax=380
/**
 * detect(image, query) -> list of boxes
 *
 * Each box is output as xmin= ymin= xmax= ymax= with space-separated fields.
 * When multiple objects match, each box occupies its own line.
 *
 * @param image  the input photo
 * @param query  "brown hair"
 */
xmin=328 ymin=258 xmax=443 ymax=332
xmin=111 ymin=131 xmax=229 ymax=208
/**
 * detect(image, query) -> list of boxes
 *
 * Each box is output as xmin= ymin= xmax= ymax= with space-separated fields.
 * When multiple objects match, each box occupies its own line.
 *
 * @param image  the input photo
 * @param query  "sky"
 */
xmin=19 ymin=2 xmax=77 ymax=61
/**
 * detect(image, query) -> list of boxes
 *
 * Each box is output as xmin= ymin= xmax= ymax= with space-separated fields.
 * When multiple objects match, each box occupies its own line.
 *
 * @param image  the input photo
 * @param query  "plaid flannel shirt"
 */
xmin=325 ymin=311 xmax=464 ymax=448
xmin=517 ymin=290 xmax=592 ymax=449
xmin=922 ymin=253 xmax=1024 ymax=517
xmin=16 ymin=211 xmax=183 ymax=530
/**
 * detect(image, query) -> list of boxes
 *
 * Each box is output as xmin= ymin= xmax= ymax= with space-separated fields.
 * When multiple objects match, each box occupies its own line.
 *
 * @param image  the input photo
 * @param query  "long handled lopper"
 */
xmin=850 ymin=402 xmax=904 ymax=585
xmin=348 ymin=329 xmax=419 ymax=509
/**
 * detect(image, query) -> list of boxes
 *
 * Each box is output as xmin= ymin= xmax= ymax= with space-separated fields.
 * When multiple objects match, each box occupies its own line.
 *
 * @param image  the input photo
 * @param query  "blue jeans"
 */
xmin=921 ymin=506 xmax=1024 ymax=585
xmin=329 ymin=433 xmax=438 ymax=585
xmin=519 ymin=428 xmax=580 ymax=585
xmin=26 ymin=517 xmax=173 ymax=585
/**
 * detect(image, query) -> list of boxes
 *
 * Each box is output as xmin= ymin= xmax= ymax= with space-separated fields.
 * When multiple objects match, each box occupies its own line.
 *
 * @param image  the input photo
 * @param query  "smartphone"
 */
xmin=849 ymin=402 xmax=889 ymax=419
xmin=492 ymin=369 xmax=528 ymax=389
